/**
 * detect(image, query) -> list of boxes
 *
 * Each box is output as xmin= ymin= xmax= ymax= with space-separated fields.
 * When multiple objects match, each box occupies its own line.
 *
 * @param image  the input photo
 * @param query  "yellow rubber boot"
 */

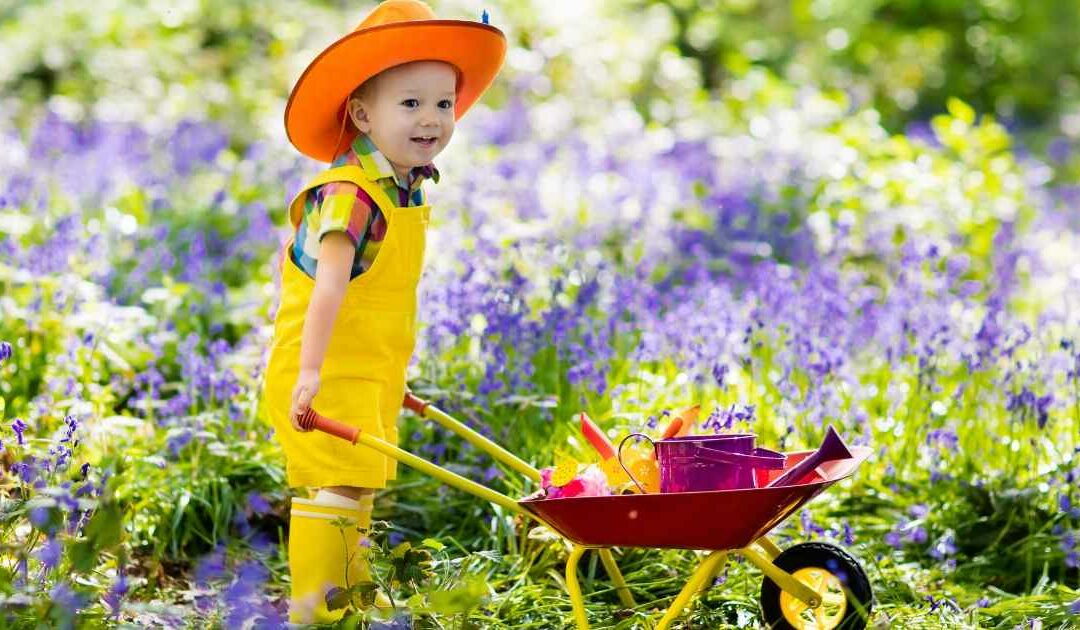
xmin=288 ymin=493 xmax=373 ymax=624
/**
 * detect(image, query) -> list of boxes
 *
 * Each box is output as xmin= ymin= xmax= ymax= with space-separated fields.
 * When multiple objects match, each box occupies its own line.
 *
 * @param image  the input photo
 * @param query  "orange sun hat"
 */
xmin=285 ymin=0 xmax=507 ymax=162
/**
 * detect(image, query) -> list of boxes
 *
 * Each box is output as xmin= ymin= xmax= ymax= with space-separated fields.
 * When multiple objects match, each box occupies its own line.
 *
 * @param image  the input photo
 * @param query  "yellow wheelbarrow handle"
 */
xmin=404 ymin=392 xmax=542 ymax=483
xmin=296 ymin=406 xmax=527 ymax=515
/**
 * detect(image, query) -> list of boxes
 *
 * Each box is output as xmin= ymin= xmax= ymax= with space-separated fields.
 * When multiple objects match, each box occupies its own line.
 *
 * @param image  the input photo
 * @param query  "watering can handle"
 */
xmin=617 ymin=432 xmax=655 ymax=494
xmin=692 ymin=446 xmax=786 ymax=469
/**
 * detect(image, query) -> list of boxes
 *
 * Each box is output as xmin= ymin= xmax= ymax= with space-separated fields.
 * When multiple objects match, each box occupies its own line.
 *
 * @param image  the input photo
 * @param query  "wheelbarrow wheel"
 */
xmin=759 ymin=542 xmax=872 ymax=630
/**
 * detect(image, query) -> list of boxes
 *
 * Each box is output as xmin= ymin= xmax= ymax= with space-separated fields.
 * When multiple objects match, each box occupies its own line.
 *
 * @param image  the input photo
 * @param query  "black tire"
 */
xmin=759 ymin=542 xmax=873 ymax=630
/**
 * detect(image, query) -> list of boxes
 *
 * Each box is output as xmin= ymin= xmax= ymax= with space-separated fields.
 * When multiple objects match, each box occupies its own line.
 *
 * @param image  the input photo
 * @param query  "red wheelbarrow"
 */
xmin=299 ymin=393 xmax=874 ymax=630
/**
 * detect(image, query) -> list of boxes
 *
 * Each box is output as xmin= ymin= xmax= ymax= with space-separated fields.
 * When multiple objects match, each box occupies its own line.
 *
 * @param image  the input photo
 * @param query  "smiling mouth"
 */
xmin=411 ymin=136 xmax=437 ymax=147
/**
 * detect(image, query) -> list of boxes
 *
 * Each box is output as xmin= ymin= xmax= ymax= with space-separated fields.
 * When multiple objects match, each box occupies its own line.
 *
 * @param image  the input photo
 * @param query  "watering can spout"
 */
xmin=765 ymin=425 xmax=853 ymax=488
xmin=817 ymin=425 xmax=853 ymax=461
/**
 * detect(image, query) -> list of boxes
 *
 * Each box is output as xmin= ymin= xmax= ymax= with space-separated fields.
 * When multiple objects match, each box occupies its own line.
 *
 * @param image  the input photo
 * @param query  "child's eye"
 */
xmin=438 ymin=99 xmax=454 ymax=110
xmin=401 ymin=99 xmax=419 ymax=108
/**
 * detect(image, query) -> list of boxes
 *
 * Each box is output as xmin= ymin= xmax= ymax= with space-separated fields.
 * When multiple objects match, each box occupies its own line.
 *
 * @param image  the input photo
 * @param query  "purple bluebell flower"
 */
xmin=372 ymin=616 xmax=413 ymax=630
xmin=12 ymin=418 xmax=27 ymax=446
xmin=60 ymin=415 xmax=79 ymax=443
xmin=169 ymin=119 xmax=228 ymax=176
xmin=14 ymin=556 xmax=27 ymax=588
xmin=930 ymin=532 xmax=957 ymax=560
xmin=30 ymin=506 xmax=51 ymax=529
xmin=195 ymin=545 xmax=227 ymax=587
xmin=166 ymin=429 xmax=194 ymax=457
xmin=799 ymin=509 xmax=824 ymax=537
xmin=12 ymin=457 xmax=38 ymax=484
xmin=711 ymin=363 xmax=729 ymax=388
xmin=1048 ymin=137 xmax=1071 ymax=163
xmin=49 ymin=581 xmax=86 ymax=613
xmin=104 ymin=571 xmax=128 ymax=617
xmin=0 ymin=340 xmax=12 ymax=364
xmin=36 ymin=538 xmax=62 ymax=571
xmin=927 ymin=428 xmax=959 ymax=451
xmin=246 ymin=492 xmax=271 ymax=516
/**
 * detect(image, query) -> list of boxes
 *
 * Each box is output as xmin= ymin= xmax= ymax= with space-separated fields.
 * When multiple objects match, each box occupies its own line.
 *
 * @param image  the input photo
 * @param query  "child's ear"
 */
xmin=347 ymin=97 xmax=372 ymax=134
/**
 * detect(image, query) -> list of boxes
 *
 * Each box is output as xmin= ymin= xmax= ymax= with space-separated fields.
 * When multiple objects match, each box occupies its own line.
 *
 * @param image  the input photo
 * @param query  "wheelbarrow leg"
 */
xmin=754 ymin=535 xmax=783 ymax=560
xmin=565 ymin=545 xmax=590 ymax=629
xmin=598 ymin=548 xmax=636 ymax=608
xmin=739 ymin=546 xmax=822 ymax=608
xmin=698 ymin=551 xmax=728 ymax=594
xmin=655 ymin=551 xmax=727 ymax=630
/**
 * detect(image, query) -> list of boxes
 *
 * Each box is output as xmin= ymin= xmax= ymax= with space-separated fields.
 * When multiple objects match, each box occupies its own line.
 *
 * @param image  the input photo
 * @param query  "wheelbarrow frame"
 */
xmin=300 ymin=393 xmax=836 ymax=629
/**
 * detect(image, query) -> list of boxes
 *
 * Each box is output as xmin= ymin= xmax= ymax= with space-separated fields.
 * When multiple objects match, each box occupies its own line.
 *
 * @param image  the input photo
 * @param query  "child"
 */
xmin=261 ymin=0 xmax=505 ymax=622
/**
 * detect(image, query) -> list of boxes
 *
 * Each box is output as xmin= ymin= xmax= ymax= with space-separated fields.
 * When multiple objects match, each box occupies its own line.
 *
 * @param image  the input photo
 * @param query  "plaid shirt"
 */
xmin=291 ymin=133 xmax=439 ymax=279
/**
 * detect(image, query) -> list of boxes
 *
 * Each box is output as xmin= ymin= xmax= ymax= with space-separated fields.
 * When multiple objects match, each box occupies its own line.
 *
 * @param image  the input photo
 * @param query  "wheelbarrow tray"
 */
xmin=519 ymin=446 xmax=871 ymax=551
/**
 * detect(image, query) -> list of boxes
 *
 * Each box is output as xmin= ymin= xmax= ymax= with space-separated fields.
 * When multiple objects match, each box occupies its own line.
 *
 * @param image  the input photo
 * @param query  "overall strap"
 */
xmin=288 ymin=165 xmax=402 ymax=228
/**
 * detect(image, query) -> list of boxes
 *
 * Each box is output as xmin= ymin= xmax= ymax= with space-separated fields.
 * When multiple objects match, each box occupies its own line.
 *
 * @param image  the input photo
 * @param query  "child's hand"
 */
xmin=290 ymin=368 xmax=321 ymax=431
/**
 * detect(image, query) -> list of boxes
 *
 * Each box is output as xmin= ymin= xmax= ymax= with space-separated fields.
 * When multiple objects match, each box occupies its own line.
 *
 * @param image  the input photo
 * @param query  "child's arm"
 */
xmin=289 ymin=231 xmax=355 ymax=430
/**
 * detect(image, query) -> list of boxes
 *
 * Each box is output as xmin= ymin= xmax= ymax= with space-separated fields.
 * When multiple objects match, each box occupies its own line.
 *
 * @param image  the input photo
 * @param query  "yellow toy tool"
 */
xmin=579 ymin=412 xmax=659 ymax=493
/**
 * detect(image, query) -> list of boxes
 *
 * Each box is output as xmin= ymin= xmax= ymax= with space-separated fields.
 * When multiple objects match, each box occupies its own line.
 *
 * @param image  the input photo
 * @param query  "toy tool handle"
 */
xmin=660 ymin=417 xmax=683 ymax=440
xmin=580 ymin=412 xmax=616 ymax=460
xmin=403 ymin=391 xmax=429 ymax=415
xmin=296 ymin=408 xmax=360 ymax=444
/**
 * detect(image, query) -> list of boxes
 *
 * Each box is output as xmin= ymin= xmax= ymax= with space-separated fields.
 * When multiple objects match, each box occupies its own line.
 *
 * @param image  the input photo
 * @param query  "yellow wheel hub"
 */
xmin=779 ymin=567 xmax=848 ymax=630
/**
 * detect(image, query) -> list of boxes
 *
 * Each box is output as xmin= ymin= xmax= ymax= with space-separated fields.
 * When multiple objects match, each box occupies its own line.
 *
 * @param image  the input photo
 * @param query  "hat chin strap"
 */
xmin=329 ymin=101 xmax=351 ymax=161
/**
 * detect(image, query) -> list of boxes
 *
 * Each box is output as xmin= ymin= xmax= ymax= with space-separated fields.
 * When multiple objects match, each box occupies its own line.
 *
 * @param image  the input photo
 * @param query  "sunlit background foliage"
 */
xmin=1 ymin=0 xmax=1079 ymax=627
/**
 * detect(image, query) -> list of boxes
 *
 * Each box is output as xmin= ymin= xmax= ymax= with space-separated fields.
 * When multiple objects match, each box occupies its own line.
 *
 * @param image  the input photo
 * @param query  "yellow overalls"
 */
xmin=262 ymin=164 xmax=429 ymax=489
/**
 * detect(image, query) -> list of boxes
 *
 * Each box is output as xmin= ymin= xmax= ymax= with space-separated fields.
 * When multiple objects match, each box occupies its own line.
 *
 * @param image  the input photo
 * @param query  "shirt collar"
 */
xmin=350 ymin=134 xmax=440 ymax=191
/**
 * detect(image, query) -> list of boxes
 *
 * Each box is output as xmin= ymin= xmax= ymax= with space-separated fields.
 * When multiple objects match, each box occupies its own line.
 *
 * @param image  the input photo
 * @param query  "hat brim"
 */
xmin=285 ymin=20 xmax=506 ymax=162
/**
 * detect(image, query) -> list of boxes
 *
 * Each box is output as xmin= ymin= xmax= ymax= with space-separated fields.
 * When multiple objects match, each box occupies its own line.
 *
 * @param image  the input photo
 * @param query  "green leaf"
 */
xmin=421 ymin=538 xmax=445 ymax=552
xmin=426 ymin=577 xmax=488 ymax=615
xmin=70 ymin=502 xmax=123 ymax=572
xmin=84 ymin=502 xmax=123 ymax=549
xmin=354 ymin=581 xmax=378 ymax=608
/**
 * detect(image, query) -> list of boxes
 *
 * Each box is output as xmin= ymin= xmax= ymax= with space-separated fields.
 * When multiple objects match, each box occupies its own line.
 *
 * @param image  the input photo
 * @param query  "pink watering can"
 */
xmin=619 ymin=432 xmax=786 ymax=493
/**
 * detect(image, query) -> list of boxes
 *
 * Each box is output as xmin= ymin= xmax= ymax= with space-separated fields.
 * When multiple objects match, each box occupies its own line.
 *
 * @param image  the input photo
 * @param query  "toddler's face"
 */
xmin=349 ymin=61 xmax=457 ymax=180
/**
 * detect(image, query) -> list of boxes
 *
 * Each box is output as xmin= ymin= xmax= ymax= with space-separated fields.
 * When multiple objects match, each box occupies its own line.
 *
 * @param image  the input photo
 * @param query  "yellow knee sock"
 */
xmin=288 ymin=493 xmax=374 ymax=623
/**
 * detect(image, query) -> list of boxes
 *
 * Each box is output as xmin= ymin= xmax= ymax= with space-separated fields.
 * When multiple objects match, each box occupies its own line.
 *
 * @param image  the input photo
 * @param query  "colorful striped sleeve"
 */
xmin=315 ymin=181 xmax=375 ymax=246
